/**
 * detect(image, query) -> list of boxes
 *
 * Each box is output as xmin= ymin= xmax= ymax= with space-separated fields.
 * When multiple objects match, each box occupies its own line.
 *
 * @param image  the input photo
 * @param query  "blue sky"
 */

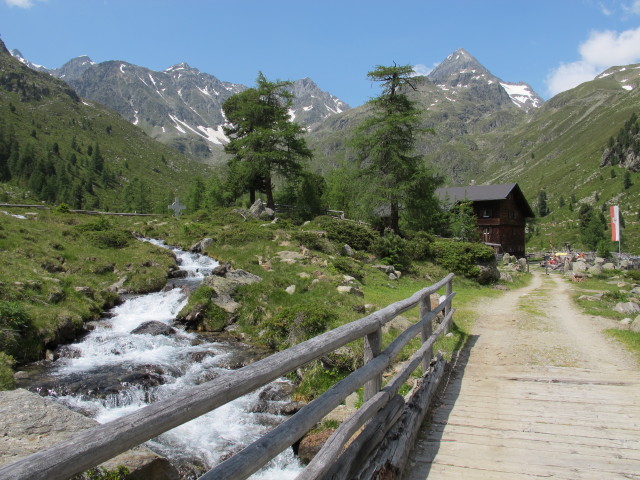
xmin=2 ymin=0 xmax=640 ymax=107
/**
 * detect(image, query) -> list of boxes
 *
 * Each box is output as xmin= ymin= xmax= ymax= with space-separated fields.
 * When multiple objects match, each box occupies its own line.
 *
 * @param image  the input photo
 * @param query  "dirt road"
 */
xmin=404 ymin=270 xmax=640 ymax=479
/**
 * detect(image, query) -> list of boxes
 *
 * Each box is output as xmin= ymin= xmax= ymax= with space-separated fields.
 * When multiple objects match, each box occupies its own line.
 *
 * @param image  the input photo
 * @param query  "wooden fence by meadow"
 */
xmin=0 ymin=273 xmax=455 ymax=480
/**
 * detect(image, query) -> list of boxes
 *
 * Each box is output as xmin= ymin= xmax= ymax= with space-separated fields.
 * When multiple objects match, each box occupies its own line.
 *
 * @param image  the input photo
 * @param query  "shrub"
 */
xmin=261 ymin=302 xmax=337 ymax=349
xmin=85 ymin=230 xmax=132 ymax=249
xmin=314 ymin=217 xmax=376 ymax=251
xmin=74 ymin=466 xmax=130 ymax=480
xmin=625 ymin=270 xmax=640 ymax=282
xmin=431 ymin=239 xmax=495 ymax=279
xmin=373 ymin=232 xmax=410 ymax=270
xmin=292 ymin=230 xmax=335 ymax=254
xmin=0 ymin=301 xmax=31 ymax=353
xmin=332 ymin=257 xmax=365 ymax=281
xmin=405 ymin=231 xmax=435 ymax=261
xmin=0 ymin=352 xmax=15 ymax=390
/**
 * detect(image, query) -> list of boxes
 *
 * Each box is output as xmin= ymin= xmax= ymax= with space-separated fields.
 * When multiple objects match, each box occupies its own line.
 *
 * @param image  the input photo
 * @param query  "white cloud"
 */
xmin=412 ymin=64 xmax=432 ymax=76
xmin=599 ymin=2 xmax=612 ymax=15
xmin=545 ymin=26 xmax=640 ymax=96
xmin=5 ymin=0 xmax=35 ymax=7
xmin=623 ymin=0 xmax=640 ymax=15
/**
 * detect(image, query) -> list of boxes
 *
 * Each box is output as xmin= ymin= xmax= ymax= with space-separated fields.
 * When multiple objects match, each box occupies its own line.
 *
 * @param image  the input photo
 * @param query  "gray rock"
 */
xmin=517 ymin=258 xmax=528 ymax=271
xmin=578 ymin=295 xmax=602 ymax=302
xmin=373 ymin=265 xmax=395 ymax=274
xmin=342 ymin=244 xmax=355 ymax=257
xmin=382 ymin=315 xmax=413 ymax=334
xmin=131 ymin=321 xmax=176 ymax=336
xmin=502 ymin=253 xmax=511 ymax=265
xmin=190 ymin=237 xmax=214 ymax=253
xmin=336 ymin=286 xmax=364 ymax=297
xmin=389 ymin=273 xmax=398 ymax=281
xmin=500 ymin=272 xmax=513 ymax=283
xmin=74 ymin=286 xmax=94 ymax=298
xmin=630 ymin=315 xmax=640 ymax=333
xmin=573 ymin=261 xmax=588 ymax=273
xmin=107 ymin=276 xmax=128 ymax=294
xmin=620 ymin=318 xmax=633 ymax=326
xmin=631 ymin=287 xmax=640 ymax=295
xmin=588 ymin=265 xmax=603 ymax=275
xmin=285 ymin=285 xmax=296 ymax=295
xmin=613 ymin=302 xmax=640 ymax=315
xmin=594 ymin=257 xmax=605 ymax=265
xmin=0 ymin=389 xmax=179 ymax=479
xmin=47 ymin=290 xmax=65 ymax=304
xmin=276 ymin=251 xmax=306 ymax=264
xmin=477 ymin=263 xmax=500 ymax=284
xmin=247 ymin=199 xmax=275 ymax=220
xmin=603 ymin=263 xmax=616 ymax=271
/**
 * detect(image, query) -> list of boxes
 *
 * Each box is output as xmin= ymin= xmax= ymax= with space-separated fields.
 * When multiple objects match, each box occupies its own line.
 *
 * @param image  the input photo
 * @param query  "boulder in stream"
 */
xmin=131 ymin=321 xmax=176 ymax=336
xmin=0 ymin=389 xmax=179 ymax=479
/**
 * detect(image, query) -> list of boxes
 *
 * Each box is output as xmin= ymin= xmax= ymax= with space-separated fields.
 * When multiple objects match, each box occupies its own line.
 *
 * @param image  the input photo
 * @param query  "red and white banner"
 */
xmin=610 ymin=205 xmax=620 ymax=242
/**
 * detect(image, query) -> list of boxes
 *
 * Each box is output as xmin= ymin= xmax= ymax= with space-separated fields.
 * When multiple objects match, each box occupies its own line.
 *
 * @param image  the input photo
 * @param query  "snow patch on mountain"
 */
xmin=500 ymin=82 xmax=542 ymax=109
xmin=197 ymin=125 xmax=228 ymax=145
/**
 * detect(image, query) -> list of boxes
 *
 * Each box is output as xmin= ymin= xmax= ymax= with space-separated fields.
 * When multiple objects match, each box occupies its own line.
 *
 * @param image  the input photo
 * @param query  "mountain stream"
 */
xmin=17 ymin=239 xmax=302 ymax=479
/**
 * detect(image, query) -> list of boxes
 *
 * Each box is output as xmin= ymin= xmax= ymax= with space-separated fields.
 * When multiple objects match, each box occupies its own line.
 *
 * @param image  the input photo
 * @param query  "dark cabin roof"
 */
xmin=436 ymin=183 xmax=535 ymax=218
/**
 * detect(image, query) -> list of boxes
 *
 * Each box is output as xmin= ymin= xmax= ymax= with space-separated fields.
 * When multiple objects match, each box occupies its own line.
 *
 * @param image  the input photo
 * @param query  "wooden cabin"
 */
xmin=436 ymin=183 xmax=534 ymax=258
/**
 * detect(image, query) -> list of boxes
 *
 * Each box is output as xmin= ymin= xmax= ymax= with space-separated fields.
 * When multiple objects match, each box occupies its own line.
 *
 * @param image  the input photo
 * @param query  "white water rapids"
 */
xmin=27 ymin=239 xmax=303 ymax=479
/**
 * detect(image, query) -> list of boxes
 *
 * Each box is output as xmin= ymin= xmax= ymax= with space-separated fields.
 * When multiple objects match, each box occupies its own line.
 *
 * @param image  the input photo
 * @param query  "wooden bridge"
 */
xmin=0 ymin=274 xmax=456 ymax=480
xmin=405 ymin=271 xmax=640 ymax=480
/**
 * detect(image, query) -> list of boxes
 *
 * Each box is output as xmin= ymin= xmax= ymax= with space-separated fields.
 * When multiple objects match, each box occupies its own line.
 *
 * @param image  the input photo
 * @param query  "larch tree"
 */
xmin=222 ymin=72 xmax=312 ymax=208
xmin=349 ymin=64 xmax=432 ymax=235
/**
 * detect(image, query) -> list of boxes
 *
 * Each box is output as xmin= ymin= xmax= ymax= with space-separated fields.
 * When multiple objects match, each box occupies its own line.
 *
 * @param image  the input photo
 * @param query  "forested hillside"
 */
xmin=0 ymin=39 xmax=206 ymax=212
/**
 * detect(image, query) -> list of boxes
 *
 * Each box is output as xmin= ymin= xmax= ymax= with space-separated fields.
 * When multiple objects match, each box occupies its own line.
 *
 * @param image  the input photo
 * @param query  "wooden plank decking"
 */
xmin=404 ymin=271 xmax=640 ymax=480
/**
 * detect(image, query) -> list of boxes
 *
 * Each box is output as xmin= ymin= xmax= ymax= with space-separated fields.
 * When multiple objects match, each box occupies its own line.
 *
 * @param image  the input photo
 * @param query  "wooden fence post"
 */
xmin=420 ymin=294 xmax=432 ymax=372
xmin=445 ymin=278 xmax=453 ymax=317
xmin=363 ymin=327 xmax=382 ymax=402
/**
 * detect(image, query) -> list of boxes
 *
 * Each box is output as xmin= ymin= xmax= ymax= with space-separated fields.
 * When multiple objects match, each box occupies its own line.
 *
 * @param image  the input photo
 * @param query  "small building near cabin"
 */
xmin=436 ymin=183 xmax=534 ymax=258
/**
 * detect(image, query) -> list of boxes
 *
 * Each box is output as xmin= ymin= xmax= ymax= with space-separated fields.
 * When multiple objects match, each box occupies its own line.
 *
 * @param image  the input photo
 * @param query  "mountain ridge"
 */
xmin=10 ymin=50 xmax=352 ymax=165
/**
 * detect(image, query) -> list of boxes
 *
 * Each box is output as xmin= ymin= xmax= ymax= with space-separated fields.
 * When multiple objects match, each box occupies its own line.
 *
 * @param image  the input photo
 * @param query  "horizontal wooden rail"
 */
xmin=203 ymin=296 xmax=455 ymax=479
xmin=302 ymin=308 xmax=455 ymax=479
xmin=0 ymin=273 xmax=454 ymax=480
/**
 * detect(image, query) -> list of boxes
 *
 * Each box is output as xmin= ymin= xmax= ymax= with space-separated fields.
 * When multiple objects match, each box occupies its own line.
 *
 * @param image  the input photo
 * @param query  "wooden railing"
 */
xmin=0 ymin=273 xmax=455 ymax=480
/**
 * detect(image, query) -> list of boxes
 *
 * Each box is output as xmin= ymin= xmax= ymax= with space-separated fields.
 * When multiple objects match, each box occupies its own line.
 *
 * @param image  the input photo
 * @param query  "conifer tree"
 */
xmin=222 ymin=72 xmax=312 ymax=208
xmin=349 ymin=64 xmax=434 ymax=234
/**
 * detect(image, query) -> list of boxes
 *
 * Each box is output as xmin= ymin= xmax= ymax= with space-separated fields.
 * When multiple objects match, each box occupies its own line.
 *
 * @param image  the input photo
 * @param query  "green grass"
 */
xmin=0 ymin=207 xmax=511 ymax=402
xmin=0 ymin=209 xmax=176 ymax=367
xmin=606 ymin=329 xmax=640 ymax=360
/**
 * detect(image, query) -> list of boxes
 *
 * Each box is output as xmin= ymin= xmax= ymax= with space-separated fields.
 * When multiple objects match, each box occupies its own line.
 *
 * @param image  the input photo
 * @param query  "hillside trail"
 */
xmin=404 ymin=269 xmax=640 ymax=480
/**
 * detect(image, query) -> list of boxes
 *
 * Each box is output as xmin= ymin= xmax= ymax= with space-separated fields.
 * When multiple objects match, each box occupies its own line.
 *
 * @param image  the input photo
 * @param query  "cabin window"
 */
xmin=508 ymin=210 xmax=515 ymax=219
xmin=481 ymin=208 xmax=492 ymax=218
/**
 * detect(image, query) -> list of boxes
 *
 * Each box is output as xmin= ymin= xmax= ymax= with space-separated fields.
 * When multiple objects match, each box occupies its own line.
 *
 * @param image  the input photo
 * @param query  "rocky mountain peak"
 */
xmin=428 ymin=49 xmax=493 ymax=87
xmin=9 ymin=47 xmax=49 ymax=72
xmin=55 ymin=55 xmax=95 ymax=80
xmin=426 ymin=49 xmax=542 ymax=111
xmin=0 ymin=39 xmax=11 ymax=57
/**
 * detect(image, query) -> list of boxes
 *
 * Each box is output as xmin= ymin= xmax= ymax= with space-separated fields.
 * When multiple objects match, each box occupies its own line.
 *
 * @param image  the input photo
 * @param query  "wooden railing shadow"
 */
xmin=401 ymin=334 xmax=480 ymax=479
xmin=0 ymin=274 xmax=456 ymax=480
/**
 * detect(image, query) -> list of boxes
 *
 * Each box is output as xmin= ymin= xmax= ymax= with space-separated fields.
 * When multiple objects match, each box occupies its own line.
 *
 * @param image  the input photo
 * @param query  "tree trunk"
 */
xmin=391 ymin=201 xmax=400 ymax=235
xmin=249 ymin=189 xmax=256 ymax=205
xmin=265 ymin=175 xmax=275 ymax=209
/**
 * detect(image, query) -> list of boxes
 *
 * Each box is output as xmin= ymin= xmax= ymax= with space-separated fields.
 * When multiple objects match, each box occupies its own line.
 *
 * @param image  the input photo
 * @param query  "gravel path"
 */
xmin=404 ymin=270 xmax=640 ymax=479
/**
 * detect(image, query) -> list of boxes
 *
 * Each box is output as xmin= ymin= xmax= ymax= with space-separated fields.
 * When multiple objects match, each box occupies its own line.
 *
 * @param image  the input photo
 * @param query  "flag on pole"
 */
xmin=610 ymin=205 xmax=620 ymax=242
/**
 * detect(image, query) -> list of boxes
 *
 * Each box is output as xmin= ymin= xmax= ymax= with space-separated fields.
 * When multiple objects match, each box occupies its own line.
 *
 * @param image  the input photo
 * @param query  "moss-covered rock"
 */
xmin=176 ymin=285 xmax=228 ymax=332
